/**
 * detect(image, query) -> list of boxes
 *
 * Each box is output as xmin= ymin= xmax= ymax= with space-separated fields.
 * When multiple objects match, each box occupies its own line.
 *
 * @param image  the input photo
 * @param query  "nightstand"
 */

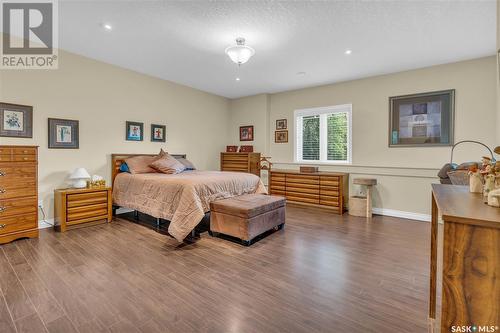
xmin=54 ymin=187 xmax=112 ymax=232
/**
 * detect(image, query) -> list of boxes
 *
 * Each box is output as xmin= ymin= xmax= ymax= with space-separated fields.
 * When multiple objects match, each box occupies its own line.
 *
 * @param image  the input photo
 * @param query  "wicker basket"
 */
xmin=447 ymin=170 xmax=470 ymax=186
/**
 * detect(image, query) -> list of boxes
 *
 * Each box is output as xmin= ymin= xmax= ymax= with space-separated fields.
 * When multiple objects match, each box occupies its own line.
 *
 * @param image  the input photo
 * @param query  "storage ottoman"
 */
xmin=210 ymin=194 xmax=286 ymax=246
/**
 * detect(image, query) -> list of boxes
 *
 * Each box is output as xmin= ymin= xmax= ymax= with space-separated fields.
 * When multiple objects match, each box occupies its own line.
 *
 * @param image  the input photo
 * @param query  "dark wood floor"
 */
xmin=0 ymin=206 xmax=432 ymax=333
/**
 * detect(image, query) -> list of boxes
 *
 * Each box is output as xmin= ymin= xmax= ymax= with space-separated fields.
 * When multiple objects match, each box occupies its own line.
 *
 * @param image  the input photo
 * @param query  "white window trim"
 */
xmin=294 ymin=104 xmax=352 ymax=165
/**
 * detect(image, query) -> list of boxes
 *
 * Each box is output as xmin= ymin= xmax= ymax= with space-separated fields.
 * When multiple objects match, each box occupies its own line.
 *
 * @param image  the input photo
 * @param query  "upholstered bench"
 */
xmin=210 ymin=194 xmax=286 ymax=246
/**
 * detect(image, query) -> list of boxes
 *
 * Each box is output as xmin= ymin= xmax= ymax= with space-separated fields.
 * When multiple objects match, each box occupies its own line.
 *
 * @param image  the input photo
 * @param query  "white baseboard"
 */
xmin=372 ymin=207 xmax=430 ymax=222
xmin=38 ymin=218 xmax=55 ymax=229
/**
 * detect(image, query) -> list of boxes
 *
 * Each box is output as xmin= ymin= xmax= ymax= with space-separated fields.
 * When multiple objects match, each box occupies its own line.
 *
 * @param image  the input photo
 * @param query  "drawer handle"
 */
xmin=0 ymin=224 xmax=5 ymax=229
xmin=0 ymin=189 xmax=5 ymax=194
xmin=23 ymin=157 xmax=28 ymax=161
xmin=0 ymin=171 xmax=4 ymax=176
xmin=0 ymin=207 xmax=5 ymax=212
xmin=23 ymin=150 xmax=28 ymax=153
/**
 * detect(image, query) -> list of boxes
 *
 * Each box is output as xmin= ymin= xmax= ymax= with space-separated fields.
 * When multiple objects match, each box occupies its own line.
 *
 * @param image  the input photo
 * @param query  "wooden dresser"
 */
xmin=220 ymin=152 xmax=261 ymax=177
xmin=54 ymin=187 xmax=112 ymax=232
xmin=269 ymin=169 xmax=348 ymax=214
xmin=0 ymin=145 xmax=39 ymax=244
xmin=429 ymin=185 xmax=499 ymax=332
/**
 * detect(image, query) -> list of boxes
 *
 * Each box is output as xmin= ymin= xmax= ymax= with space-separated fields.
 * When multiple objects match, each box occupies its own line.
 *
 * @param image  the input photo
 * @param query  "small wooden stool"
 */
xmin=349 ymin=178 xmax=377 ymax=218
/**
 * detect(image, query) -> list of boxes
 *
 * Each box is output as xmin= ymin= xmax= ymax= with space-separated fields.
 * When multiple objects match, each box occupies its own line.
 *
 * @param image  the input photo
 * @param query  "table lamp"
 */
xmin=69 ymin=168 xmax=91 ymax=188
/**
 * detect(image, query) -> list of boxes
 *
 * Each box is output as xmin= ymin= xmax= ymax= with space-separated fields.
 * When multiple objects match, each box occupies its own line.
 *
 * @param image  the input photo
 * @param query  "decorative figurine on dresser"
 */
xmin=0 ymin=145 xmax=39 ymax=244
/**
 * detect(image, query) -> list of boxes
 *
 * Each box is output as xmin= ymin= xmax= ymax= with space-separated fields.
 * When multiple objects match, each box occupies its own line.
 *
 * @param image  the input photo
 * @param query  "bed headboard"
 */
xmin=111 ymin=153 xmax=187 ymax=185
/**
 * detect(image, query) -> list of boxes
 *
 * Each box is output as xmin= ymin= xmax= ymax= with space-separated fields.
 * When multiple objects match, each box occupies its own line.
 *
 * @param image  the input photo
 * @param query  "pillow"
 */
xmin=177 ymin=157 xmax=196 ymax=170
xmin=119 ymin=162 xmax=130 ymax=173
xmin=125 ymin=155 xmax=159 ymax=174
xmin=150 ymin=154 xmax=186 ymax=174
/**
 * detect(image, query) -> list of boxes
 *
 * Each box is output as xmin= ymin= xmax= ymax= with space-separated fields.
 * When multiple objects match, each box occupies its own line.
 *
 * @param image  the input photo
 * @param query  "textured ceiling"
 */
xmin=54 ymin=1 xmax=497 ymax=98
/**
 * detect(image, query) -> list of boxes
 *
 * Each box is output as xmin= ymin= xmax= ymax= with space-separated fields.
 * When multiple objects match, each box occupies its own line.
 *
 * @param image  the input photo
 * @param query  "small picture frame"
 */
xmin=239 ymin=125 xmax=254 ymax=141
xmin=126 ymin=121 xmax=143 ymax=141
xmin=0 ymin=103 xmax=33 ymax=138
xmin=151 ymin=124 xmax=166 ymax=142
xmin=48 ymin=118 xmax=79 ymax=149
xmin=276 ymin=119 xmax=287 ymax=130
xmin=275 ymin=130 xmax=288 ymax=143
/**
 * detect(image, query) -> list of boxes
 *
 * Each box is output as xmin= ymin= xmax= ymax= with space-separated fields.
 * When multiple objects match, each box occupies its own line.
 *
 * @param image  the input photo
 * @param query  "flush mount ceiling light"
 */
xmin=102 ymin=23 xmax=112 ymax=31
xmin=344 ymin=49 xmax=352 ymax=55
xmin=225 ymin=38 xmax=255 ymax=65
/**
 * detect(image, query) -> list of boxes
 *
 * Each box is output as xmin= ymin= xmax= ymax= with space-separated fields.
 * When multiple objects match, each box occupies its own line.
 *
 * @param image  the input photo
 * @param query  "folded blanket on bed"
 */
xmin=112 ymin=170 xmax=267 ymax=242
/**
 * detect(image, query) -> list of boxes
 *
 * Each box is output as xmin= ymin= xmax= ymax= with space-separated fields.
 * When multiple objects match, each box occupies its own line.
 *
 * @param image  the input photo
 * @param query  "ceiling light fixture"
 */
xmin=225 ymin=38 xmax=255 ymax=66
xmin=345 ymin=49 xmax=352 ymax=55
xmin=236 ymin=77 xmax=241 ymax=81
xmin=103 ymin=23 xmax=112 ymax=31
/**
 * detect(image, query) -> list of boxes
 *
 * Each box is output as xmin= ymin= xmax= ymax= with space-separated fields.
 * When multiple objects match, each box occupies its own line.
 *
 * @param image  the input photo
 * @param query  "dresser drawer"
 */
xmin=0 ymin=181 xmax=37 ymax=200
xmin=0 ymin=197 xmax=37 ymax=218
xmin=67 ymin=190 xmax=108 ymax=203
xmin=286 ymin=174 xmax=320 ymax=185
xmin=12 ymin=147 xmax=37 ymax=155
xmin=0 ymin=155 xmax=12 ymax=162
xmin=67 ymin=208 xmax=109 ymax=222
xmin=0 ymin=213 xmax=37 ymax=235
xmin=0 ymin=148 xmax=12 ymax=155
xmin=0 ymin=165 xmax=36 ymax=180
xmin=12 ymin=155 xmax=37 ymax=162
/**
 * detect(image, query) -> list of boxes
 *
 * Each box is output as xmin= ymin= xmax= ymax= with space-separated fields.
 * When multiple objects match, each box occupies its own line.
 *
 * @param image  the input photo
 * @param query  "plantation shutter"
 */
xmin=327 ymin=112 xmax=348 ymax=161
xmin=302 ymin=115 xmax=320 ymax=160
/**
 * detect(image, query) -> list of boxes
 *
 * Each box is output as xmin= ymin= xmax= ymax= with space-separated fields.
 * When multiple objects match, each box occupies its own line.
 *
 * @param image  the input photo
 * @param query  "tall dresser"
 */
xmin=220 ymin=152 xmax=261 ymax=177
xmin=269 ymin=169 xmax=348 ymax=215
xmin=0 ymin=145 xmax=39 ymax=244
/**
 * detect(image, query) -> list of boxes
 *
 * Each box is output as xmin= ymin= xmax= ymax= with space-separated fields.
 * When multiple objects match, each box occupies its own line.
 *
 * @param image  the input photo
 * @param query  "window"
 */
xmin=294 ymin=104 xmax=352 ymax=164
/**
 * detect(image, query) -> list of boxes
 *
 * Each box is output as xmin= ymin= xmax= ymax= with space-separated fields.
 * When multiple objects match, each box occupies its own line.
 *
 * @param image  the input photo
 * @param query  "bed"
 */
xmin=111 ymin=154 xmax=267 ymax=242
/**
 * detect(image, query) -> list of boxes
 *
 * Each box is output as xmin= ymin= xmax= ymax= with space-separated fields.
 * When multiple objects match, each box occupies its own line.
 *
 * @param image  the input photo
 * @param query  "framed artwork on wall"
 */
xmin=239 ymin=125 xmax=254 ymax=141
xmin=0 ymin=103 xmax=33 ymax=138
xmin=151 ymin=124 xmax=166 ymax=142
xmin=275 ymin=130 xmax=288 ymax=143
xmin=276 ymin=119 xmax=287 ymax=130
xmin=48 ymin=118 xmax=79 ymax=149
xmin=389 ymin=89 xmax=455 ymax=147
xmin=126 ymin=121 xmax=143 ymax=141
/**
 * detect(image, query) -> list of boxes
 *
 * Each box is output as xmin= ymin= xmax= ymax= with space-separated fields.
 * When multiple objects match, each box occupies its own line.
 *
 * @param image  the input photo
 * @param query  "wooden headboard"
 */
xmin=111 ymin=153 xmax=187 ymax=185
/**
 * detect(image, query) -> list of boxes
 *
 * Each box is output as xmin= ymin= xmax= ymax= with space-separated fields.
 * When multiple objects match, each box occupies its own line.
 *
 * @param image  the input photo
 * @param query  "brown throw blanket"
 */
xmin=113 ymin=171 xmax=267 ymax=241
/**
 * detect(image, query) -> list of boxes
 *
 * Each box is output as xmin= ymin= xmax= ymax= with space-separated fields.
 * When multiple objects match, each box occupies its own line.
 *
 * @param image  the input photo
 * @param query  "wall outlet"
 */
xmin=38 ymin=200 xmax=43 ymax=208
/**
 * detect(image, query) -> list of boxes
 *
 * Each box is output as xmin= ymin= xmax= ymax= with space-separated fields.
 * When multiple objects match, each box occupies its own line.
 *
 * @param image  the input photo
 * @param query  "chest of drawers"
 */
xmin=54 ymin=187 xmax=112 ymax=232
xmin=0 ymin=145 xmax=39 ymax=244
xmin=220 ymin=152 xmax=261 ymax=177
xmin=269 ymin=169 xmax=348 ymax=214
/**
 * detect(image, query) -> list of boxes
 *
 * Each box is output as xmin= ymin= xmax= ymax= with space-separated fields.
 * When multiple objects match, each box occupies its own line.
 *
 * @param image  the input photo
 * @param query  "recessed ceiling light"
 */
xmin=345 ymin=49 xmax=352 ymax=55
xmin=102 ymin=23 xmax=112 ymax=31
xmin=236 ymin=77 xmax=241 ymax=81
xmin=296 ymin=71 xmax=306 ymax=76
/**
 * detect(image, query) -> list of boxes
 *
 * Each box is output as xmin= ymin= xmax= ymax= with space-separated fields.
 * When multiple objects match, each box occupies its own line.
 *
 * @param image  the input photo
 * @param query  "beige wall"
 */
xmin=0 ymin=50 xmax=229 ymax=220
xmin=228 ymin=94 xmax=270 ymax=154
xmin=229 ymin=57 xmax=497 ymax=217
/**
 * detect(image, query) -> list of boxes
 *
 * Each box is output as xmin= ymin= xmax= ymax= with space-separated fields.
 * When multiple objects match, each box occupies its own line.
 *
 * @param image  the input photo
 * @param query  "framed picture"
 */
xmin=126 ymin=121 xmax=143 ymax=141
xmin=275 ymin=130 xmax=288 ymax=143
xmin=151 ymin=124 xmax=166 ymax=142
xmin=276 ymin=119 xmax=287 ymax=130
xmin=239 ymin=125 xmax=254 ymax=141
xmin=0 ymin=103 xmax=33 ymax=138
xmin=389 ymin=90 xmax=455 ymax=147
xmin=48 ymin=118 xmax=79 ymax=149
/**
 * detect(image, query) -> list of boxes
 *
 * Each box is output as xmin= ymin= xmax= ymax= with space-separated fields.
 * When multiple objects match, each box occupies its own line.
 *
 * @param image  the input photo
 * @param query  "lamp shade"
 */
xmin=69 ymin=168 xmax=90 ymax=188
xmin=69 ymin=168 xmax=90 ymax=180
xmin=225 ymin=38 xmax=255 ymax=65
